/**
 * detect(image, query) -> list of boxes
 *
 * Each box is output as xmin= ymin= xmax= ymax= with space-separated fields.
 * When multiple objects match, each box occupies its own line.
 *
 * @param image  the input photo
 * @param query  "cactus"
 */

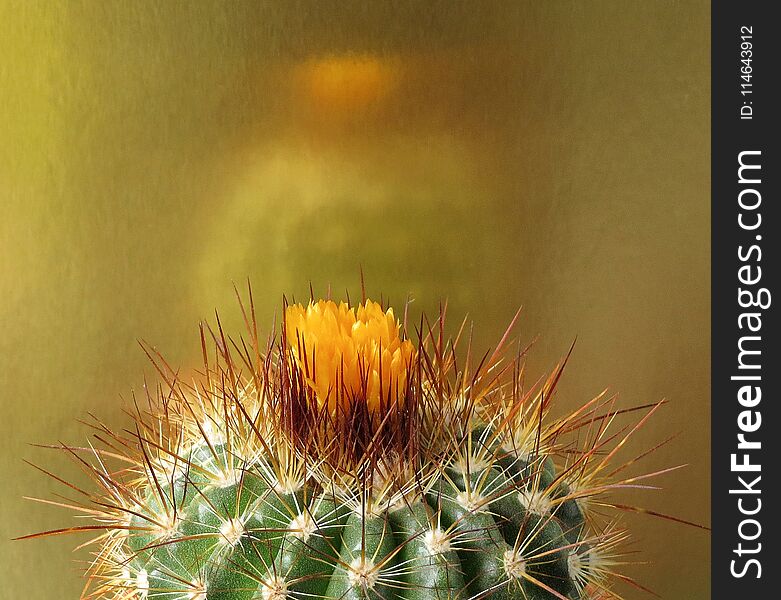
xmin=22 ymin=292 xmax=681 ymax=599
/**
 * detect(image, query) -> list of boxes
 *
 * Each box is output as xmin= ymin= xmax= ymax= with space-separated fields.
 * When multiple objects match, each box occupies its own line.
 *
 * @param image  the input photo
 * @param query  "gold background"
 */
xmin=1 ymin=1 xmax=710 ymax=598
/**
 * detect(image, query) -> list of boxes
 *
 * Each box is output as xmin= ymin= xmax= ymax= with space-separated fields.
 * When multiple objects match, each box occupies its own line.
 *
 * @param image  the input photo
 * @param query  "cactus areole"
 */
xmin=25 ymin=293 xmax=670 ymax=599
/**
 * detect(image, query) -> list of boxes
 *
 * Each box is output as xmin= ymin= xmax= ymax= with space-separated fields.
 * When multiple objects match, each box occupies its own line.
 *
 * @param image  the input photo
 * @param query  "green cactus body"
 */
xmin=121 ymin=436 xmax=588 ymax=600
xmin=24 ymin=295 xmax=671 ymax=600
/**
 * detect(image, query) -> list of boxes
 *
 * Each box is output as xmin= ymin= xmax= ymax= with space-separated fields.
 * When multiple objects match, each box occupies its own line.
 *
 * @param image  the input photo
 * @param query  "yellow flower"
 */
xmin=285 ymin=299 xmax=415 ymax=413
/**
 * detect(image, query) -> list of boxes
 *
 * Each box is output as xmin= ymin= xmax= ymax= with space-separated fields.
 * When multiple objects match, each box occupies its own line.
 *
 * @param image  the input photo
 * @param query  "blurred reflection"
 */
xmin=294 ymin=54 xmax=401 ymax=115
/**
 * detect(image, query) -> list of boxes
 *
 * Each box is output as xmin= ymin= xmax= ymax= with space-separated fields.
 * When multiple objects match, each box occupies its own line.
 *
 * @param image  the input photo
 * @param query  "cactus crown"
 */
xmin=23 ymin=291 xmax=680 ymax=600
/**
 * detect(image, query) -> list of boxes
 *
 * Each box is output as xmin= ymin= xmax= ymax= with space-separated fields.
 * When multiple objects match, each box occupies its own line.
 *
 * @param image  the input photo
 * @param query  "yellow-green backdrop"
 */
xmin=1 ymin=1 xmax=709 ymax=598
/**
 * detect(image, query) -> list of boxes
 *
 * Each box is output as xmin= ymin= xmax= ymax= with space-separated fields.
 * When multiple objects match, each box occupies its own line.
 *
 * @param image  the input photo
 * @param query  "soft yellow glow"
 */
xmin=294 ymin=54 xmax=400 ymax=113
xmin=285 ymin=299 xmax=415 ymax=412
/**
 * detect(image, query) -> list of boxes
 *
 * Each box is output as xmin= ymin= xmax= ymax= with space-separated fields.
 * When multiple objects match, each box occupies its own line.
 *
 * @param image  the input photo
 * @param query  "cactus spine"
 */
xmin=24 ymin=294 xmax=672 ymax=599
